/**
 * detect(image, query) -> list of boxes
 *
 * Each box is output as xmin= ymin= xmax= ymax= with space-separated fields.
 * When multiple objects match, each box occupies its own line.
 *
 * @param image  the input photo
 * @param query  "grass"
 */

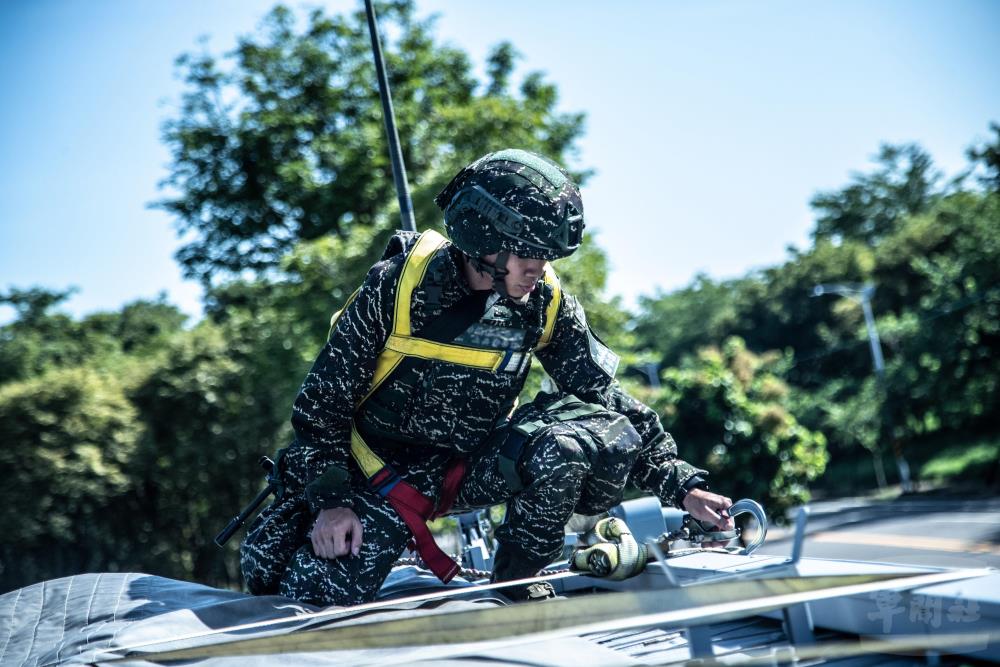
xmin=919 ymin=437 xmax=1000 ymax=481
xmin=812 ymin=431 xmax=999 ymax=499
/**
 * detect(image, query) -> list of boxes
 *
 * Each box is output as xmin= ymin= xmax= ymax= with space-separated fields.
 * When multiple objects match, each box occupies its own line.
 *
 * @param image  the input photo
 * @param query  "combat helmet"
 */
xmin=434 ymin=149 xmax=584 ymax=294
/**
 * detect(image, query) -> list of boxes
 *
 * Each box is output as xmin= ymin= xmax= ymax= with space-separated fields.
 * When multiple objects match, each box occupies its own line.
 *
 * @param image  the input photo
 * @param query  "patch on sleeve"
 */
xmin=588 ymin=330 xmax=620 ymax=378
xmin=572 ymin=298 xmax=620 ymax=379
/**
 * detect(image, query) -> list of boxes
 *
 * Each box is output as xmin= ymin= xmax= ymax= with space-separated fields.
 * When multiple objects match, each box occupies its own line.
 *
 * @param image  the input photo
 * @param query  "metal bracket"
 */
xmin=459 ymin=510 xmax=495 ymax=572
xmin=686 ymin=625 xmax=716 ymax=659
xmin=645 ymin=539 xmax=680 ymax=587
xmin=790 ymin=506 xmax=810 ymax=564
xmin=782 ymin=602 xmax=816 ymax=646
xmin=784 ymin=506 xmax=814 ymax=645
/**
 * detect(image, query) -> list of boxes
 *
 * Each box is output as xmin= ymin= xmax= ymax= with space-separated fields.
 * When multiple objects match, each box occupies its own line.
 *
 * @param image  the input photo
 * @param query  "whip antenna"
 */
xmin=364 ymin=0 xmax=416 ymax=232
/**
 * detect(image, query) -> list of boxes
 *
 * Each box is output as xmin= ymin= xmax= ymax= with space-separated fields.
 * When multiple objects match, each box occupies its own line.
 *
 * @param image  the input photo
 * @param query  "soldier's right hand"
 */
xmin=312 ymin=507 xmax=363 ymax=559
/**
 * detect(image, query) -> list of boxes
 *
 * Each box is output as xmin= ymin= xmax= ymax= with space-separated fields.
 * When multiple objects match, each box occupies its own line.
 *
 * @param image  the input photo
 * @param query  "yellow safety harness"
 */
xmin=329 ymin=229 xmax=562 ymax=581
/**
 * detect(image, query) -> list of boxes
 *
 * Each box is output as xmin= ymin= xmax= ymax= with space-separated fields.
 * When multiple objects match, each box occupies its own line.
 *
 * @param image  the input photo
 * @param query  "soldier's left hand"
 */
xmin=682 ymin=488 xmax=735 ymax=532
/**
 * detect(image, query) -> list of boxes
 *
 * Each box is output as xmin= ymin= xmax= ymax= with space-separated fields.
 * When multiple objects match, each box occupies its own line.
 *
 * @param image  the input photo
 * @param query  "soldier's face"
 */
xmin=483 ymin=252 xmax=547 ymax=300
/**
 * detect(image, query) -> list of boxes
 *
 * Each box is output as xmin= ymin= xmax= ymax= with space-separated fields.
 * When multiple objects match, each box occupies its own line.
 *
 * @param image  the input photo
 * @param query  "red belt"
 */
xmin=369 ymin=458 xmax=467 ymax=582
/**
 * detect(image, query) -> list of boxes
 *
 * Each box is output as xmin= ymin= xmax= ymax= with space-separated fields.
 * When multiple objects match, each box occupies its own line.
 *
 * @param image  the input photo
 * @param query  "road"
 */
xmin=757 ymin=494 xmax=1000 ymax=570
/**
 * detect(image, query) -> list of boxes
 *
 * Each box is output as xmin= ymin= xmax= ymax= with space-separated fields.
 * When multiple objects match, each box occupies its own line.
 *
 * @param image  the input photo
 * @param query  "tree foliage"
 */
xmin=1 ymin=0 xmax=996 ymax=592
xmin=0 ymin=366 xmax=141 ymax=589
xmin=639 ymin=338 xmax=828 ymax=518
xmin=637 ymin=130 xmax=1000 ymax=494
xmin=967 ymin=121 xmax=1000 ymax=193
xmin=124 ymin=322 xmax=294 ymax=585
xmin=810 ymin=143 xmax=942 ymax=245
xmin=633 ymin=275 xmax=745 ymax=369
xmin=159 ymin=1 xmax=585 ymax=286
xmin=0 ymin=289 xmax=186 ymax=384
xmin=874 ymin=192 xmax=1000 ymax=437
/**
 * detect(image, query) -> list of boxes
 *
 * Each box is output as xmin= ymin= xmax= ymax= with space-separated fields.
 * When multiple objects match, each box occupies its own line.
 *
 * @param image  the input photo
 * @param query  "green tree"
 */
xmin=639 ymin=338 xmax=827 ymax=519
xmin=0 ymin=289 xmax=188 ymax=385
xmin=0 ymin=286 xmax=77 ymax=328
xmin=0 ymin=366 xmax=141 ymax=590
xmin=791 ymin=377 xmax=888 ymax=490
xmin=967 ymin=121 xmax=1000 ymax=193
xmin=124 ymin=321 xmax=295 ymax=586
xmin=632 ymin=274 xmax=745 ymax=369
xmin=874 ymin=192 xmax=1000 ymax=440
xmin=723 ymin=240 xmax=878 ymax=390
xmin=745 ymin=132 xmax=999 ymax=488
xmin=0 ymin=287 xmax=82 ymax=383
xmin=81 ymin=295 xmax=188 ymax=355
xmin=159 ymin=1 xmax=585 ymax=286
xmin=811 ymin=143 xmax=942 ymax=245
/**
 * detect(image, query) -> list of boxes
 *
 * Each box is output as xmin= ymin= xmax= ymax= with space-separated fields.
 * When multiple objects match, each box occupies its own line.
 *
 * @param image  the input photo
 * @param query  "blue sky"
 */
xmin=1 ymin=0 xmax=998 ymax=324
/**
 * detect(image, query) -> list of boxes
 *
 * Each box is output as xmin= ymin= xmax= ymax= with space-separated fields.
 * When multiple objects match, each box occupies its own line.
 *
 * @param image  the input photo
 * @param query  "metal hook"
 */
xmin=729 ymin=498 xmax=768 ymax=555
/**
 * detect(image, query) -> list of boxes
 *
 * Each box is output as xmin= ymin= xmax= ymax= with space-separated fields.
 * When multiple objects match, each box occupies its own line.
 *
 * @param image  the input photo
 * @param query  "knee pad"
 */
xmin=505 ymin=393 xmax=639 ymax=501
xmin=575 ymin=415 xmax=643 ymax=515
xmin=523 ymin=428 xmax=591 ymax=481
xmin=588 ymin=415 xmax=643 ymax=477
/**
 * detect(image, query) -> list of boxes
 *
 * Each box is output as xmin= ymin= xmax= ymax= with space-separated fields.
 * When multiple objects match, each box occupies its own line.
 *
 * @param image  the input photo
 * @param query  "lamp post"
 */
xmin=812 ymin=283 xmax=913 ymax=493
xmin=640 ymin=361 xmax=662 ymax=390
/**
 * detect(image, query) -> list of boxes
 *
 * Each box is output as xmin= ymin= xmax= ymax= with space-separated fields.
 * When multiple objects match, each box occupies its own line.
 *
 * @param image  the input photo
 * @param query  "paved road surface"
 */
xmin=758 ymin=494 xmax=1000 ymax=570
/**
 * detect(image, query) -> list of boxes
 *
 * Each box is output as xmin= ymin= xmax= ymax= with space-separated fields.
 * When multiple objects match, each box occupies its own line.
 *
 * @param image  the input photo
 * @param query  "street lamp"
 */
xmin=812 ymin=283 xmax=913 ymax=492
xmin=640 ymin=361 xmax=661 ymax=390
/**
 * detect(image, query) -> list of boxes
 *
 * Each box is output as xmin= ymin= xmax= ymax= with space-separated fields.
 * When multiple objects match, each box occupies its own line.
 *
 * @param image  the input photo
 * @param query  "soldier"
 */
xmin=240 ymin=149 xmax=734 ymax=606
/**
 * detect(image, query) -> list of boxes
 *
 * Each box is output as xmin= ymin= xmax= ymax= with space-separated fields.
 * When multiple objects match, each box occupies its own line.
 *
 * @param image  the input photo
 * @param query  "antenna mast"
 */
xmin=364 ymin=0 xmax=416 ymax=232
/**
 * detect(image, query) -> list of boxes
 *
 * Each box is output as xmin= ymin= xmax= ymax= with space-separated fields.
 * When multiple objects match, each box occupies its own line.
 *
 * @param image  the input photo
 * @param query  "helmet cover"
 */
xmin=435 ymin=149 xmax=585 ymax=261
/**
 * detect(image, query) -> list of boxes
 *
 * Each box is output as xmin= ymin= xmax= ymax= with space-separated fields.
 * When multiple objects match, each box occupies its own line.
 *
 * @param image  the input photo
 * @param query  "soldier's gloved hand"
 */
xmin=311 ymin=507 xmax=363 ymax=559
xmin=683 ymin=488 xmax=735 ymax=547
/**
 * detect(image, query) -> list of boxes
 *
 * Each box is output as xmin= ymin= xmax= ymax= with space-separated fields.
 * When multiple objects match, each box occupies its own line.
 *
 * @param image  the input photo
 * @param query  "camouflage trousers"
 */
xmin=240 ymin=393 xmax=642 ymax=606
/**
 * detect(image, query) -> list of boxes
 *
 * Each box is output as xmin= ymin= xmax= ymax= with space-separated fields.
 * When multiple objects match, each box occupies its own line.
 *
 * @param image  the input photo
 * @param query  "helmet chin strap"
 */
xmin=469 ymin=251 xmax=511 ymax=297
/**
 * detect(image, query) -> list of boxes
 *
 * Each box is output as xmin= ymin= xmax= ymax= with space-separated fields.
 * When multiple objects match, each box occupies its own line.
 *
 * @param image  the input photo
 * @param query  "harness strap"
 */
xmin=537 ymin=264 xmax=561 ymax=349
xmin=498 ymin=431 xmax=528 ymax=493
xmin=436 ymin=458 xmax=467 ymax=517
xmin=351 ymin=424 xmax=465 ymax=582
xmin=372 ymin=468 xmax=461 ymax=583
xmin=512 ymin=397 xmax=606 ymax=439
xmin=385 ymin=334 xmax=505 ymax=369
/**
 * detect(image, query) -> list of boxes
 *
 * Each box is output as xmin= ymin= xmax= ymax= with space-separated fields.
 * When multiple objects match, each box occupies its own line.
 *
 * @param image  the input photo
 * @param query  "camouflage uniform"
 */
xmin=240 ymin=232 xmax=707 ymax=606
